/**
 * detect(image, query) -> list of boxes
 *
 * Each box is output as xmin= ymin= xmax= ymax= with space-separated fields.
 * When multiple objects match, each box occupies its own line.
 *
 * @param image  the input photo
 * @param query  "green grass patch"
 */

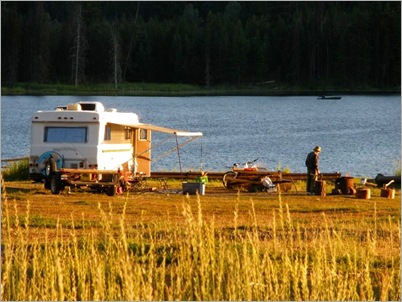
xmin=2 ymin=158 xmax=29 ymax=181
xmin=5 ymin=82 xmax=396 ymax=96
xmin=2 ymin=82 xmax=205 ymax=96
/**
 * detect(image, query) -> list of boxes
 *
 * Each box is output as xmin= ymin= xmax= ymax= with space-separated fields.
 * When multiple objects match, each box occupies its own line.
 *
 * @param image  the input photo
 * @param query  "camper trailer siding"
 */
xmin=29 ymin=107 xmax=141 ymax=179
xmin=29 ymin=101 xmax=202 ymax=195
xmin=134 ymin=128 xmax=152 ymax=175
xmin=98 ymin=123 xmax=134 ymax=171
xmin=103 ymin=123 xmax=132 ymax=144
xmin=30 ymin=120 xmax=101 ymax=172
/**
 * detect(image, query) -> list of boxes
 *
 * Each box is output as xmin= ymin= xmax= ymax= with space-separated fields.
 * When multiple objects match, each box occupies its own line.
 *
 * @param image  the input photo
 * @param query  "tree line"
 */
xmin=1 ymin=1 xmax=400 ymax=89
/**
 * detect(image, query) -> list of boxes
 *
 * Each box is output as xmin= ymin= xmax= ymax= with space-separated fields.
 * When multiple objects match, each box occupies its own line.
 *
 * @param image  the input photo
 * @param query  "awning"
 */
xmin=115 ymin=122 xmax=203 ymax=137
xmin=109 ymin=122 xmax=202 ymax=165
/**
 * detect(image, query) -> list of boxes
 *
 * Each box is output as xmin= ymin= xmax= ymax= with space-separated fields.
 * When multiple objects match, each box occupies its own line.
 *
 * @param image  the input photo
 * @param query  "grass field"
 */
xmin=1 ymin=180 xmax=400 ymax=300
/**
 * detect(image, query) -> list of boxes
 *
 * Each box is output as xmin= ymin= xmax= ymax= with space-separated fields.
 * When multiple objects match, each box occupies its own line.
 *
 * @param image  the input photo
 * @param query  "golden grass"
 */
xmin=1 ymin=181 xmax=401 ymax=300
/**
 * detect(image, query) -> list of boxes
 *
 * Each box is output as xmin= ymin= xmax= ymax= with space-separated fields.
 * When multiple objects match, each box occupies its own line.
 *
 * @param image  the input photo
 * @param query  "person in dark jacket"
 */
xmin=305 ymin=146 xmax=321 ymax=194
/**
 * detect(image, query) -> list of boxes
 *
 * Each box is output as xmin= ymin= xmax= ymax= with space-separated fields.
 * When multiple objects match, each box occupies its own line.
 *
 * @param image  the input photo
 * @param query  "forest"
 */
xmin=1 ymin=1 xmax=401 ymax=90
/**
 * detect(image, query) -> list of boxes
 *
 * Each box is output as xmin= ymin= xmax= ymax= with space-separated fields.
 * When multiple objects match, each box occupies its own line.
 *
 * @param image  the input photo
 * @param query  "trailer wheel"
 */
xmin=44 ymin=179 xmax=51 ymax=189
xmin=106 ymin=185 xmax=116 ymax=196
xmin=222 ymin=171 xmax=237 ymax=189
xmin=44 ymin=158 xmax=57 ymax=177
xmin=50 ymin=174 xmax=63 ymax=194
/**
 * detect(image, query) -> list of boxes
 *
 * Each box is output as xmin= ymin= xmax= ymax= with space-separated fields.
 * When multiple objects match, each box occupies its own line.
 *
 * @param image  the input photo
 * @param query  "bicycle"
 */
xmin=222 ymin=158 xmax=269 ymax=189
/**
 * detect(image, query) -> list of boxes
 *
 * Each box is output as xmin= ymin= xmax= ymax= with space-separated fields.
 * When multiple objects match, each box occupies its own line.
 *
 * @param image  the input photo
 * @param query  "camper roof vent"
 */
xmin=78 ymin=102 xmax=105 ymax=112
xmin=66 ymin=103 xmax=82 ymax=111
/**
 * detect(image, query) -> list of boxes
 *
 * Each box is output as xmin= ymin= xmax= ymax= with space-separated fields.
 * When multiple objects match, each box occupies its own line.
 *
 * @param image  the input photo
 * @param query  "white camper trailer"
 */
xmin=29 ymin=101 xmax=202 ymax=195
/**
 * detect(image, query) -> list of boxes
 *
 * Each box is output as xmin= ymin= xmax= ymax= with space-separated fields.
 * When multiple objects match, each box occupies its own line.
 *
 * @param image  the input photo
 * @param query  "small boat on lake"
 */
xmin=317 ymin=95 xmax=342 ymax=100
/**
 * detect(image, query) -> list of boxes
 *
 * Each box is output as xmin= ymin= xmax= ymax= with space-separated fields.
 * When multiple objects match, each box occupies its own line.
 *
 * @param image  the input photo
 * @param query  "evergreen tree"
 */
xmin=0 ymin=1 xmax=400 ymax=89
xmin=1 ymin=2 xmax=23 ymax=87
xmin=70 ymin=2 xmax=87 ymax=86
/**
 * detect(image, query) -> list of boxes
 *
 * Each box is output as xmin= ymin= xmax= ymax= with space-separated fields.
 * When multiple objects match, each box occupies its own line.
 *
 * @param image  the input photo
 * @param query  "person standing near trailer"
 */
xmin=305 ymin=146 xmax=321 ymax=194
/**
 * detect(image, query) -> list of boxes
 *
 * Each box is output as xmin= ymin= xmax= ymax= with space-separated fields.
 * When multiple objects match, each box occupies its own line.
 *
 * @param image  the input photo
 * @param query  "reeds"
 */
xmin=1 ymin=158 xmax=29 ymax=181
xmin=1 ymin=192 xmax=400 ymax=301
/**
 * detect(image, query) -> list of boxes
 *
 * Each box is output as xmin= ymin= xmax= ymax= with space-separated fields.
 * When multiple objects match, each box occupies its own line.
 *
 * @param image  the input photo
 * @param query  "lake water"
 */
xmin=1 ymin=95 xmax=400 ymax=178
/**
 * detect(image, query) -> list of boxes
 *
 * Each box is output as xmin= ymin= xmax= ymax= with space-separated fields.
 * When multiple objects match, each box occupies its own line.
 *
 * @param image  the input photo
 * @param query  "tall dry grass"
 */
xmin=1 ymin=191 xmax=400 ymax=301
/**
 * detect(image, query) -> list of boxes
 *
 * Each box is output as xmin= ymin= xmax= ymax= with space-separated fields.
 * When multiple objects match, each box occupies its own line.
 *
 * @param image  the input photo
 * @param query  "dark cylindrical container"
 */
xmin=335 ymin=177 xmax=354 ymax=194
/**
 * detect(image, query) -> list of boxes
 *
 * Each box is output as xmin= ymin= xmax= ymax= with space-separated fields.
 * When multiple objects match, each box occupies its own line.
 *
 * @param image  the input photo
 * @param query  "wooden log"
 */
xmin=356 ymin=188 xmax=371 ymax=199
xmin=314 ymin=180 xmax=326 ymax=196
xmin=60 ymin=168 xmax=119 ymax=174
xmin=380 ymin=188 xmax=395 ymax=199
xmin=150 ymin=171 xmax=342 ymax=181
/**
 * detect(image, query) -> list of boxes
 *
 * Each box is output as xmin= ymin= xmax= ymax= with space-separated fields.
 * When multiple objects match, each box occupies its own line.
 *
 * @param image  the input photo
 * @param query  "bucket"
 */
xmin=356 ymin=188 xmax=370 ymax=199
xmin=182 ymin=182 xmax=205 ymax=195
xmin=81 ymin=173 xmax=92 ymax=182
xmin=380 ymin=188 xmax=395 ymax=199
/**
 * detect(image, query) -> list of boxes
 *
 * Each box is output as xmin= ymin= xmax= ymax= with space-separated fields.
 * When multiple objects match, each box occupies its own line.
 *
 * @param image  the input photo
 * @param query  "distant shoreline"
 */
xmin=1 ymin=83 xmax=400 ymax=97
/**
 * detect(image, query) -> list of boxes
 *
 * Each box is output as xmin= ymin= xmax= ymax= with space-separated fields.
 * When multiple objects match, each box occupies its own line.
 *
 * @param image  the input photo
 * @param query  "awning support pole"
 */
xmin=150 ymin=136 xmax=200 ymax=163
xmin=175 ymin=134 xmax=183 ymax=181
xmin=200 ymin=141 xmax=203 ymax=171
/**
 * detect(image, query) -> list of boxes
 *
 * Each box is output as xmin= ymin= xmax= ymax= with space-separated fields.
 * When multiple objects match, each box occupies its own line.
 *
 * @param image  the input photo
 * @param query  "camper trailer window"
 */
xmin=104 ymin=125 xmax=111 ymax=140
xmin=139 ymin=128 xmax=148 ymax=140
xmin=44 ymin=127 xmax=87 ymax=143
xmin=124 ymin=127 xmax=132 ymax=140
